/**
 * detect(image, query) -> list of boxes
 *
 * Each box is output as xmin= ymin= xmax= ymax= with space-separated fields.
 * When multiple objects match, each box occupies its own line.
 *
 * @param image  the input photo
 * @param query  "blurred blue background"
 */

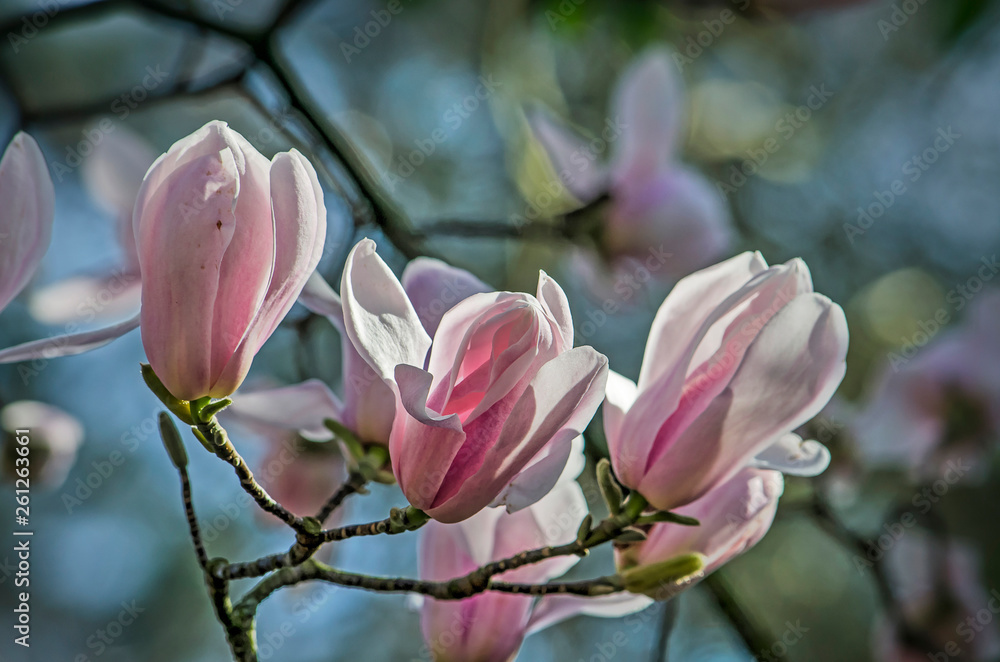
xmin=2 ymin=0 xmax=1000 ymax=660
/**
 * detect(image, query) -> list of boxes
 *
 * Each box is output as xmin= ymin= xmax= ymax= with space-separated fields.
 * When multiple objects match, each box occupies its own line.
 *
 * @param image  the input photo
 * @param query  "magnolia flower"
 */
xmin=418 ymin=471 xmax=650 ymax=662
xmin=341 ymin=239 xmax=608 ymax=522
xmin=852 ymin=291 xmax=1000 ymax=479
xmin=0 ymin=132 xmax=54 ymax=315
xmin=1 ymin=400 xmax=83 ymax=489
xmin=604 ymin=251 xmax=847 ymax=512
xmin=529 ymin=48 xmax=731 ymax=285
xmin=131 ymin=120 xmax=326 ymax=400
xmin=29 ymin=125 xmax=154 ymax=325
xmin=875 ymin=533 xmax=1000 ymax=662
xmin=617 ymin=468 xmax=783 ymax=597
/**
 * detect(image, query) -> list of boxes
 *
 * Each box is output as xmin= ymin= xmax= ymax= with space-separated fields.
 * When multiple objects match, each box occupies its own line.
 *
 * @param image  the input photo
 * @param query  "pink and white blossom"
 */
xmin=340 ymin=239 xmax=608 ymax=522
xmin=604 ymin=251 xmax=847 ymax=511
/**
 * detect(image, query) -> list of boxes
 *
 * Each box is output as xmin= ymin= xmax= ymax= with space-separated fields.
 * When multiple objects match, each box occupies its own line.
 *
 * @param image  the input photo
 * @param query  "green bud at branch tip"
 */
xmin=621 ymin=553 xmax=706 ymax=600
xmin=158 ymin=412 xmax=188 ymax=468
xmin=636 ymin=511 xmax=701 ymax=527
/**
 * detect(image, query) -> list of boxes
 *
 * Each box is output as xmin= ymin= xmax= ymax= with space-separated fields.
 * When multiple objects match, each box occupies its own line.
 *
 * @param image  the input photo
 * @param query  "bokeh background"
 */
xmin=2 ymin=0 xmax=1000 ymax=660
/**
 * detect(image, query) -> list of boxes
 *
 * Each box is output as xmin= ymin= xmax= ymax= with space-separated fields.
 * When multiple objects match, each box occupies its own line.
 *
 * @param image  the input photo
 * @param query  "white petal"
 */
xmin=752 ymin=432 xmax=831 ymax=477
xmin=0 ymin=313 xmax=140 ymax=363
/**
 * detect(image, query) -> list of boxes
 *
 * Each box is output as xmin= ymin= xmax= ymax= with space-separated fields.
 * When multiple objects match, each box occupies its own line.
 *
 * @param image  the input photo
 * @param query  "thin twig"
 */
xmin=195 ymin=417 xmax=307 ymax=533
xmin=179 ymin=467 xmax=209 ymax=570
xmin=314 ymin=472 xmax=367 ymax=524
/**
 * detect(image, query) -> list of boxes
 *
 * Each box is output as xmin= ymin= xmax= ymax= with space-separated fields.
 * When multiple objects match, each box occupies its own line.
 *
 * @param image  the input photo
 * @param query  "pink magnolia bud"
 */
xmin=133 ymin=121 xmax=326 ymax=400
xmin=604 ymin=251 xmax=847 ymax=511
xmin=0 ymin=132 xmax=54 ymax=313
xmin=341 ymin=239 xmax=608 ymax=522
xmin=617 ymin=468 xmax=784 ymax=593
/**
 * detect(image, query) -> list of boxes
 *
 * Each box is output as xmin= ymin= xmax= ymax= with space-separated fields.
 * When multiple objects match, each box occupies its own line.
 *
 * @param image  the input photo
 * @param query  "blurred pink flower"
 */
xmin=418 ymin=466 xmax=650 ymax=662
xmin=0 ymin=400 xmax=83 ymax=489
xmin=340 ymin=239 xmax=608 ymax=522
xmin=604 ymin=251 xmax=847 ymax=511
xmin=529 ymin=48 xmax=731 ymax=287
xmin=0 ymin=132 xmax=138 ymax=364
xmin=852 ymin=291 xmax=1000 ymax=479
xmin=0 ymin=132 xmax=53 ymax=314
xmin=29 ymin=125 xmax=154 ymax=326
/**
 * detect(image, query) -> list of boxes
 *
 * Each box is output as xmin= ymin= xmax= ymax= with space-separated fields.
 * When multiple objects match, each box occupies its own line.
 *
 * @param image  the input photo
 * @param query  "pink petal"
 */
xmin=135 ymin=149 xmax=241 ymax=399
xmin=611 ymin=49 xmax=685 ymax=186
xmin=637 ymin=251 xmax=768 ymax=392
xmin=536 ymin=270 xmax=574 ymax=351
xmin=615 ymin=259 xmax=796 ymax=488
xmin=392 ymin=364 xmax=466 ymax=512
xmin=228 ymin=379 xmax=343 ymax=441
xmin=490 ymin=434 xmax=585 ymax=513
xmin=635 ymin=468 xmax=784 ymax=574
xmin=341 ymin=239 xmax=431 ymax=381
xmin=637 ymin=293 xmax=847 ymax=508
xmin=428 ymin=347 xmax=608 ymax=523
xmin=401 ymin=257 xmax=490 ymax=336
xmin=527 ymin=593 xmax=653 ymax=634
xmin=492 ymin=479 xmax=588 ymax=584
xmin=298 ymin=270 xmax=396 ymax=444
xmin=0 ymin=312 xmax=140 ymax=363
xmin=213 ymin=149 xmax=326 ymax=396
xmin=752 ymin=432 xmax=831 ymax=477
xmin=0 ymin=132 xmax=54 ymax=312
